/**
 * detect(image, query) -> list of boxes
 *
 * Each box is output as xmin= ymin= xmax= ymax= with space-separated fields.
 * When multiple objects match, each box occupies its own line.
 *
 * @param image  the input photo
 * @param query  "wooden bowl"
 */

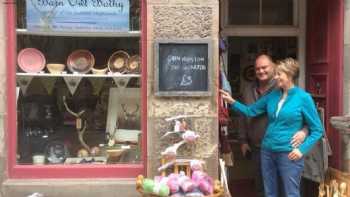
xmin=47 ymin=63 xmax=65 ymax=74
xmin=107 ymin=50 xmax=130 ymax=74
xmin=127 ymin=55 xmax=140 ymax=73
xmin=106 ymin=148 xmax=125 ymax=162
xmin=67 ymin=49 xmax=95 ymax=74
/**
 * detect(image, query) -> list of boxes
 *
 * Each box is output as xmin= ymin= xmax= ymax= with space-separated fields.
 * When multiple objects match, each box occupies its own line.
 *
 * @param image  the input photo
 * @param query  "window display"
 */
xmin=15 ymin=1 xmax=142 ymax=166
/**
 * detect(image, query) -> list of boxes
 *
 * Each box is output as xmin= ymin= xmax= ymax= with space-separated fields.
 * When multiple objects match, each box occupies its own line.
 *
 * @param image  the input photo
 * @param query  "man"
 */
xmin=238 ymin=54 xmax=306 ymax=197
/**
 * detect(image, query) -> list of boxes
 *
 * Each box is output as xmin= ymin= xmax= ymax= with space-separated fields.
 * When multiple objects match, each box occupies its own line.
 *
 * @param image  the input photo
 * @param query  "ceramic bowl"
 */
xmin=32 ymin=155 xmax=45 ymax=165
xmin=107 ymin=50 xmax=130 ymax=74
xmin=17 ymin=48 xmax=46 ymax=73
xmin=91 ymin=66 xmax=108 ymax=75
xmin=47 ymin=63 xmax=65 ymax=74
xmin=106 ymin=148 xmax=124 ymax=162
xmin=67 ymin=49 xmax=95 ymax=74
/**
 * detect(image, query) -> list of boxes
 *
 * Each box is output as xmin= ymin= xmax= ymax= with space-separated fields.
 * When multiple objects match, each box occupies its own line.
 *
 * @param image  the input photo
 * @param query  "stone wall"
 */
xmin=0 ymin=0 xmax=7 ymax=196
xmin=146 ymin=0 xmax=219 ymax=178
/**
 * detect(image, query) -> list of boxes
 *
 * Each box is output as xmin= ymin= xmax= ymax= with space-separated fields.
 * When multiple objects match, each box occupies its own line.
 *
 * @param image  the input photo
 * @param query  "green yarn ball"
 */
xmin=142 ymin=178 xmax=155 ymax=194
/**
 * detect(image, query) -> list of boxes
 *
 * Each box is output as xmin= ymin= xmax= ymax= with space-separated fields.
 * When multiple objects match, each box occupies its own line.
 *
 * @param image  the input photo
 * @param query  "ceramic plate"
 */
xmin=17 ymin=48 xmax=46 ymax=73
xmin=67 ymin=49 xmax=95 ymax=74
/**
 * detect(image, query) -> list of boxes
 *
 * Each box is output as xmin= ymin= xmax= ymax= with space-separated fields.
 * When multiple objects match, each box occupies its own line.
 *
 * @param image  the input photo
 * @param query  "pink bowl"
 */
xmin=67 ymin=49 xmax=95 ymax=74
xmin=17 ymin=48 xmax=46 ymax=73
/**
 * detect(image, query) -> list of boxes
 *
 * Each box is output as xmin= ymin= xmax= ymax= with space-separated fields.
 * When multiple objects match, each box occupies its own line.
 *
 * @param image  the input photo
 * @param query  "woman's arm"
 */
xmin=298 ymin=94 xmax=324 ymax=155
xmin=220 ymin=89 xmax=268 ymax=117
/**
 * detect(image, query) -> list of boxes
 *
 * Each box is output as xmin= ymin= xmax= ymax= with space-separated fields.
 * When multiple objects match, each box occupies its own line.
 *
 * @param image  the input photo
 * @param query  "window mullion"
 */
xmin=259 ymin=0 xmax=263 ymax=25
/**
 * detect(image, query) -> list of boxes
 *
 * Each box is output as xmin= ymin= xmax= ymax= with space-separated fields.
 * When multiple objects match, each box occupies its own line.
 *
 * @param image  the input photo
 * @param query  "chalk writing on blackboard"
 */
xmin=155 ymin=41 xmax=211 ymax=96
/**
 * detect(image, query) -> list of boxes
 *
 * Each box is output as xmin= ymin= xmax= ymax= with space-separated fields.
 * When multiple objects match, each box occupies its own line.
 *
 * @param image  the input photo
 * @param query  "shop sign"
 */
xmin=155 ymin=40 xmax=212 ymax=97
xmin=26 ymin=0 xmax=130 ymax=32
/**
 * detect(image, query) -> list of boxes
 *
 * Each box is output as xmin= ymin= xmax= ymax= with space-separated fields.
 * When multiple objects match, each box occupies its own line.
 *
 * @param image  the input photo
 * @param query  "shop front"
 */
xmin=1 ymin=0 xmax=220 ymax=196
xmin=0 ymin=0 xmax=347 ymax=196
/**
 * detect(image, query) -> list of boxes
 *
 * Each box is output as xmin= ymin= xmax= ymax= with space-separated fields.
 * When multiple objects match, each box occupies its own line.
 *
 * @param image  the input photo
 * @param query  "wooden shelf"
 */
xmin=16 ymin=29 xmax=141 ymax=38
xmin=16 ymin=72 xmax=141 ymax=78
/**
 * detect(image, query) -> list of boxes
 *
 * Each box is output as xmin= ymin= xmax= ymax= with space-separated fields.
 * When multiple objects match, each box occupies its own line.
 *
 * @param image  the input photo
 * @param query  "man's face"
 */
xmin=255 ymin=56 xmax=274 ymax=83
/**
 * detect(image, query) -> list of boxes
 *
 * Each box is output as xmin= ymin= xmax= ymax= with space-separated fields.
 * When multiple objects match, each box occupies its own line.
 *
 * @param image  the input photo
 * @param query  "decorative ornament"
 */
xmin=17 ymin=75 xmax=33 ymax=95
xmin=242 ymin=65 xmax=256 ymax=81
xmin=113 ymin=77 xmax=131 ymax=89
xmin=88 ymin=78 xmax=106 ymax=95
xmin=63 ymin=76 xmax=82 ymax=95
xmin=40 ymin=77 xmax=58 ymax=95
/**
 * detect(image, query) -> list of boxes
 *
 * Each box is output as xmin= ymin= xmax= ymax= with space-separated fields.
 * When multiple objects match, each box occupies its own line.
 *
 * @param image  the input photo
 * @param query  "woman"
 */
xmin=220 ymin=58 xmax=323 ymax=197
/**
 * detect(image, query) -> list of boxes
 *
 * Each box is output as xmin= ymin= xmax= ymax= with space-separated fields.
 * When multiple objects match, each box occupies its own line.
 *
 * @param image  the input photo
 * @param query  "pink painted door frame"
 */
xmin=306 ymin=0 xmax=344 ymax=169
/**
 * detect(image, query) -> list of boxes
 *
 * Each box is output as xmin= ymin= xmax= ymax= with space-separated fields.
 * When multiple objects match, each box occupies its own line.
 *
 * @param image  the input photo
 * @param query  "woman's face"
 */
xmin=274 ymin=70 xmax=293 ymax=89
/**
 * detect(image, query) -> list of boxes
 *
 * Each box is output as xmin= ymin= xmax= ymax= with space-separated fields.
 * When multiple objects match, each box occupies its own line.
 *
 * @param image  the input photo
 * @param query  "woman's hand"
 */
xmin=288 ymin=148 xmax=303 ymax=161
xmin=220 ymin=89 xmax=235 ymax=104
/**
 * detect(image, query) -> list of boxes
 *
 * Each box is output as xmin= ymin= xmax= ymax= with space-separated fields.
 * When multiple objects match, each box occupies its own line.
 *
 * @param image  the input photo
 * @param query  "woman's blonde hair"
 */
xmin=276 ymin=58 xmax=299 ymax=81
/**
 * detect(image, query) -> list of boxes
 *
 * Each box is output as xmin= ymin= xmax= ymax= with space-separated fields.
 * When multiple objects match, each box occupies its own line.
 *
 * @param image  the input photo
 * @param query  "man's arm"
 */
xmin=290 ymin=126 xmax=308 ymax=148
xmin=237 ymin=114 xmax=251 ymax=156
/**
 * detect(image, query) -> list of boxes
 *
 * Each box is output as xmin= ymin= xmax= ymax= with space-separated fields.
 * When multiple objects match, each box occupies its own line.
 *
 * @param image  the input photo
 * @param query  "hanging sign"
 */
xmin=26 ymin=0 xmax=130 ymax=32
xmin=155 ymin=40 xmax=212 ymax=97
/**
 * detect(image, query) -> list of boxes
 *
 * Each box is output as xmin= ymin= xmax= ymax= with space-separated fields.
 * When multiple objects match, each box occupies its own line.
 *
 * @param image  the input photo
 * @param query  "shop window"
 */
xmin=11 ymin=0 xmax=144 ymax=177
xmin=228 ymin=0 xmax=294 ymax=25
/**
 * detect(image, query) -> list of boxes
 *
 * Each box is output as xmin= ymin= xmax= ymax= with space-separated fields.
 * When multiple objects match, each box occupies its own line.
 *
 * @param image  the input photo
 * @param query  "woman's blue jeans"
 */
xmin=261 ymin=149 xmax=304 ymax=197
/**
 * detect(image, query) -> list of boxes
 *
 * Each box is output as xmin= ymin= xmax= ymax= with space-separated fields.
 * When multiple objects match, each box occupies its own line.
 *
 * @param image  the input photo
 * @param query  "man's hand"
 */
xmin=240 ymin=143 xmax=251 ymax=157
xmin=290 ymin=130 xmax=306 ymax=148
xmin=288 ymin=148 xmax=303 ymax=160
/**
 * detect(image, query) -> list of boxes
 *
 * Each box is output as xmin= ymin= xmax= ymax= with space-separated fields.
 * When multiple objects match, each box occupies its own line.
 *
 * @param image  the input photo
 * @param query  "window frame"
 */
xmin=6 ymin=0 xmax=147 ymax=179
xmin=221 ymin=0 xmax=299 ymax=27
xmin=220 ymin=0 xmax=306 ymax=87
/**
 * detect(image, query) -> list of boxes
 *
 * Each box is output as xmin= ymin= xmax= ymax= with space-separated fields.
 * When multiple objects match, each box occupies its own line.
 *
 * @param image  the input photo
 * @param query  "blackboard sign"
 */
xmin=155 ymin=40 xmax=212 ymax=96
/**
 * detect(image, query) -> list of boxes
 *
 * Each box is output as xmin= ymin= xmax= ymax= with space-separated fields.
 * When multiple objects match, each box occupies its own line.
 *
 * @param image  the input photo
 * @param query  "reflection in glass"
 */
xmin=227 ymin=0 xmax=294 ymax=26
xmin=262 ymin=0 xmax=294 ymax=25
xmin=228 ymin=0 xmax=260 ymax=25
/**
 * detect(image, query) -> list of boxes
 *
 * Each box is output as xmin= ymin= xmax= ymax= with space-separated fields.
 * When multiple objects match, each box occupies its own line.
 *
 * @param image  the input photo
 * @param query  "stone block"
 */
xmin=3 ymin=179 xmax=138 ymax=197
xmin=345 ymin=9 xmax=350 ymax=45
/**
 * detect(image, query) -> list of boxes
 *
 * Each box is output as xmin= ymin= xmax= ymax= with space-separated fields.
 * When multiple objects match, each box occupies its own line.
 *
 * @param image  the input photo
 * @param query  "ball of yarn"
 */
xmin=142 ymin=178 xmax=155 ymax=194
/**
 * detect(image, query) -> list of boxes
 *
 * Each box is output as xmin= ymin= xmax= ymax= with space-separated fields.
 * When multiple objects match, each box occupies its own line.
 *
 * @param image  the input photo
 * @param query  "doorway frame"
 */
xmin=220 ymin=0 xmax=306 ymax=87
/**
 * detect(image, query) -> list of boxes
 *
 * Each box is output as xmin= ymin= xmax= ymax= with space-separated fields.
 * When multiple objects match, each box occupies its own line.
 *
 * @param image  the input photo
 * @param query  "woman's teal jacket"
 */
xmin=231 ymin=86 xmax=324 ymax=155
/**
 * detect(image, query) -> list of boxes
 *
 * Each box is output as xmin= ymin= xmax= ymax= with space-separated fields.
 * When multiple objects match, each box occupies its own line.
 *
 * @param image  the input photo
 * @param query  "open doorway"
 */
xmin=219 ymin=0 xmax=307 ymax=196
xmin=223 ymin=37 xmax=298 ymax=197
xmin=226 ymin=37 xmax=297 ymax=98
